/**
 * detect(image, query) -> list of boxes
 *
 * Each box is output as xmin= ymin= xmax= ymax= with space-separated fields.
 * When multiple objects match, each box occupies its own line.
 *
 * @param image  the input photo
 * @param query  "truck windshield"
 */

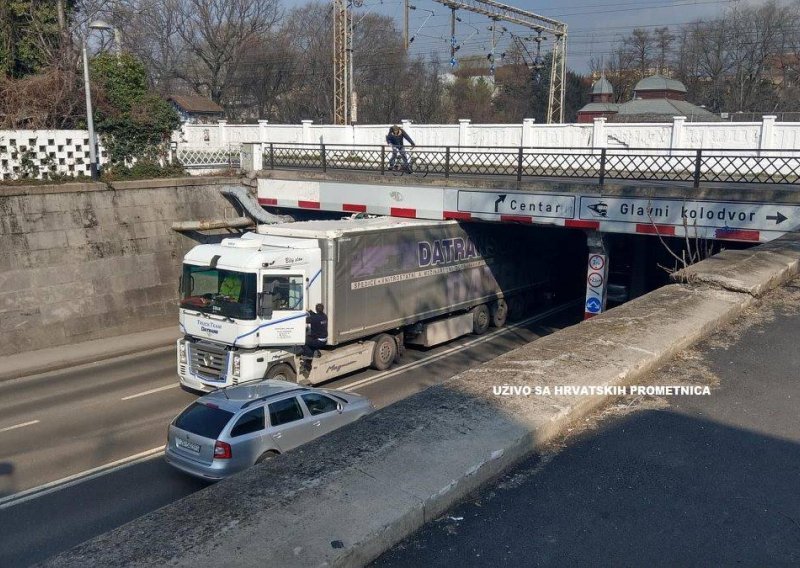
xmin=180 ymin=264 xmax=257 ymax=320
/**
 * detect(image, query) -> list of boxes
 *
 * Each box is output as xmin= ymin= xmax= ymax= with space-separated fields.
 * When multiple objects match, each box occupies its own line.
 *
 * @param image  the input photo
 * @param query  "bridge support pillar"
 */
xmin=258 ymin=119 xmax=269 ymax=142
xmin=591 ymin=117 xmax=606 ymax=149
xmin=458 ymin=119 xmax=471 ymax=147
xmin=301 ymin=120 xmax=314 ymax=144
xmin=522 ymin=118 xmax=535 ymax=146
xmin=760 ymin=115 xmax=776 ymax=150
xmin=670 ymin=116 xmax=685 ymax=154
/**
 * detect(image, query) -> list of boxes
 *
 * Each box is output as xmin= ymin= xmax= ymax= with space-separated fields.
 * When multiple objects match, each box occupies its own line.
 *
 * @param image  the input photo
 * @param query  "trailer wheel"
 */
xmin=471 ymin=304 xmax=491 ymax=335
xmin=266 ymin=363 xmax=296 ymax=382
xmin=490 ymin=299 xmax=508 ymax=328
xmin=371 ymin=334 xmax=397 ymax=371
xmin=507 ymin=296 xmax=526 ymax=322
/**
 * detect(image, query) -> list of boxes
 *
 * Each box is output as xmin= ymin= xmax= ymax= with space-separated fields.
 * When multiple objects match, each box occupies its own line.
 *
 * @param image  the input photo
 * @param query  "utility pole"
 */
xmin=404 ymin=0 xmax=410 ymax=50
xmin=450 ymin=7 xmax=457 ymax=66
xmin=333 ymin=0 xmax=361 ymax=124
xmin=333 ymin=0 xmax=348 ymax=125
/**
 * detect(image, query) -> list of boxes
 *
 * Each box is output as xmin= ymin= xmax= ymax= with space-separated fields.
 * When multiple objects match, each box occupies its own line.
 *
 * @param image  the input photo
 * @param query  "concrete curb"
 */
xmin=43 ymin=235 xmax=800 ymax=568
xmin=0 ymin=326 xmax=179 ymax=383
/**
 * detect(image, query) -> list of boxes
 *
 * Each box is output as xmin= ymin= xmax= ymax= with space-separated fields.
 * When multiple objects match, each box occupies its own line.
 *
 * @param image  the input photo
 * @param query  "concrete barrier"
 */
xmin=44 ymin=234 xmax=800 ymax=568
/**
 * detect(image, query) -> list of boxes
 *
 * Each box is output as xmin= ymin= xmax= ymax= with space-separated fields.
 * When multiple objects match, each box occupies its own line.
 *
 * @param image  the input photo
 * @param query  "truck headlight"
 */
xmin=179 ymin=341 xmax=187 ymax=364
xmin=232 ymin=354 xmax=241 ymax=377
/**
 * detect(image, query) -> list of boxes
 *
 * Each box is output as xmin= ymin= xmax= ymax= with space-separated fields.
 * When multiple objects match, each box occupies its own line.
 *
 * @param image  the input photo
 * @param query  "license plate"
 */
xmin=176 ymin=438 xmax=201 ymax=453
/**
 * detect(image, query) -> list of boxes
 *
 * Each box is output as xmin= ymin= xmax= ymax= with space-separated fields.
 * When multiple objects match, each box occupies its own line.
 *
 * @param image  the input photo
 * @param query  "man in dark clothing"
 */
xmin=304 ymin=303 xmax=328 ymax=357
xmin=386 ymin=124 xmax=415 ymax=172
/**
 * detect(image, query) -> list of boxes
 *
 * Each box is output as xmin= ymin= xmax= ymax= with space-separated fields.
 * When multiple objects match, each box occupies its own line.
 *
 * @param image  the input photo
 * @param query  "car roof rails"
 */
xmin=240 ymin=387 xmax=309 ymax=410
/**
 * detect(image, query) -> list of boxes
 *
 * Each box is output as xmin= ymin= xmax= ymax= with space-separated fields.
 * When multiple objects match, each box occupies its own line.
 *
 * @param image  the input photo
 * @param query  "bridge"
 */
xmin=250 ymin=142 xmax=800 ymax=244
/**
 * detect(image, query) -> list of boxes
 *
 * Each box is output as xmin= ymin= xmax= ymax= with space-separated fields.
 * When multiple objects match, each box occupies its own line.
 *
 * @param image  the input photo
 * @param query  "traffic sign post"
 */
xmin=584 ymin=252 xmax=608 ymax=319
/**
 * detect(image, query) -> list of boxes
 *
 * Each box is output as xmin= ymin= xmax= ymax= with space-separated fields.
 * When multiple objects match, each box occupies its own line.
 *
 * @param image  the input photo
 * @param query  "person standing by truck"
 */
xmin=386 ymin=124 xmax=415 ymax=172
xmin=305 ymin=303 xmax=328 ymax=357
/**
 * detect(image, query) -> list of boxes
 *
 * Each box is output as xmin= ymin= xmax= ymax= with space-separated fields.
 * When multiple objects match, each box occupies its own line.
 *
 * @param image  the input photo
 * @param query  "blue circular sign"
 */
xmin=585 ymin=297 xmax=602 ymax=313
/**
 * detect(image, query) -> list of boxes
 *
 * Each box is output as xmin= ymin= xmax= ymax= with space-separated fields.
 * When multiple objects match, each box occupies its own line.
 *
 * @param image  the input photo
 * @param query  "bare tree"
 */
xmin=176 ymin=0 xmax=280 ymax=105
xmin=113 ymin=0 xmax=188 ymax=94
xmin=625 ymin=28 xmax=653 ymax=79
xmin=653 ymin=27 xmax=675 ymax=75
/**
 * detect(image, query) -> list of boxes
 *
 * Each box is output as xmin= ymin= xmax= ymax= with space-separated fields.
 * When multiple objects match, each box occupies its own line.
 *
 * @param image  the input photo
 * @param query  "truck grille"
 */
xmin=188 ymin=343 xmax=228 ymax=382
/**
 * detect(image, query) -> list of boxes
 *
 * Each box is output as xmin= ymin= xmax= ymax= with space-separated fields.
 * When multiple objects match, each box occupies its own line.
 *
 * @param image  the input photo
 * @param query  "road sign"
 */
xmin=585 ymin=297 xmax=602 ymax=313
xmin=588 ymin=272 xmax=604 ymax=287
xmin=457 ymin=190 xmax=576 ymax=219
xmin=588 ymin=254 xmax=605 ymax=270
xmin=579 ymin=196 xmax=800 ymax=233
xmin=584 ymin=252 xmax=608 ymax=319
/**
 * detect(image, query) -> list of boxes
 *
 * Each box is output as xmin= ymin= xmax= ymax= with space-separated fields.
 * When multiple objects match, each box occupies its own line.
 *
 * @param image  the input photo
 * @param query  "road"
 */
xmin=373 ymin=283 xmax=800 ymax=567
xmin=0 ymin=302 xmax=581 ymax=567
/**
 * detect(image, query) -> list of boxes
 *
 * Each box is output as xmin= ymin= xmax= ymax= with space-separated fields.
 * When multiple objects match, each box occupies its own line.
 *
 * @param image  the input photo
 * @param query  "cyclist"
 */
xmin=386 ymin=123 xmax=415 ymax=173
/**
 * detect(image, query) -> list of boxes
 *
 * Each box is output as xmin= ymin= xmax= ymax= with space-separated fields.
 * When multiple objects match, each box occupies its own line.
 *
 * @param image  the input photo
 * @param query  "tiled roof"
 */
xmin=633 ymin=75 xmax=687 ymax=94
xmin=615 ymin=98 xmax=720 ymax=121
xmin=579 ymin=102 xmax=620 ymax=113
xmin=167 ymin=95 xmax=224 ymax=114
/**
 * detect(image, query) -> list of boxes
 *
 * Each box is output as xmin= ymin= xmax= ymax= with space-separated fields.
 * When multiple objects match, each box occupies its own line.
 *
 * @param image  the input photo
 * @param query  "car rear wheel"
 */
xmin=266 ymin=363 xmax=296 ymax=381
xmin=371 ymin=333 xmax=397 ymax=371
xmin=256 ymin=450 xmax=279 ymax=464
xmin=471 ymin=304 xmax=490 ymax=335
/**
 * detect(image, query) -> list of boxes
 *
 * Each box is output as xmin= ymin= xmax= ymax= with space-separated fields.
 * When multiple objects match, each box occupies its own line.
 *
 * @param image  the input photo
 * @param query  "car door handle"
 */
xmin=313 ymin=421 xmax=321 ymax=427
xmin=272 ymin=432 xmax=282 ymax=439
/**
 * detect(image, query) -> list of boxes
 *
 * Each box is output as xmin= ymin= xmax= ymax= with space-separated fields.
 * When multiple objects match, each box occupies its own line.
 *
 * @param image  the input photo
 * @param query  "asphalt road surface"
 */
xmin=0 ymin=302 xmax=581 ymax=567
xmin=373 ymin=283 xmax=800 ymax=567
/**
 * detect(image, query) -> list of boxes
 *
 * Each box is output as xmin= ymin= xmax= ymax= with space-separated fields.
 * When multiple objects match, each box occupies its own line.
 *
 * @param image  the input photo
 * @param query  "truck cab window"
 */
xmin=180 ymin=265 xmax=257 ymax=320
xmin=263 ymin=275 xmax=304 ymax=311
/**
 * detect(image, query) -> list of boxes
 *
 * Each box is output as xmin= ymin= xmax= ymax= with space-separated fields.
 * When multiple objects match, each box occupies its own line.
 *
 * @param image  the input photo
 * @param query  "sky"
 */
xmin=280 ymin=0 xmax=767 ymax=74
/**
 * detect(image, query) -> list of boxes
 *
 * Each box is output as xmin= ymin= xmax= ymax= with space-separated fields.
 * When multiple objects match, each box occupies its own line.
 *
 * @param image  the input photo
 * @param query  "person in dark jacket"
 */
xmin=386 ymin=124 xmax=415 ymax=172
xmin=304 ymin=303 xmax=328 ymax=357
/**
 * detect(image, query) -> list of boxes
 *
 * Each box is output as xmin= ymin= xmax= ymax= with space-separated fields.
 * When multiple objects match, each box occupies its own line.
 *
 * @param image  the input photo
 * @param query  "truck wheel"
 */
xmin=507 ymin=296 xmax=526 ymax=322
xmin=266 ymin=363 xmax=296 ymax=382
xmin=472 ymin=304 xmax=490 ymax=335
xmin=371 ymin=334 xmax=397 ymax=371
xmin=490 ymin=299 xmax=508 ymax=328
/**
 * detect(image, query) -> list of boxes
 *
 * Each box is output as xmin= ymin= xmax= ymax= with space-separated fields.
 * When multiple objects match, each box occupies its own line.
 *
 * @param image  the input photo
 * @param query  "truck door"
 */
xmin=260 ymin=273 xmax=307 ymax=346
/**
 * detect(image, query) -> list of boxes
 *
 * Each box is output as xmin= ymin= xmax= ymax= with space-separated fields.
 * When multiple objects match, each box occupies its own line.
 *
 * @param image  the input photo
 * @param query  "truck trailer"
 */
xmin=177 ymin=218 xmax=567 ymax=391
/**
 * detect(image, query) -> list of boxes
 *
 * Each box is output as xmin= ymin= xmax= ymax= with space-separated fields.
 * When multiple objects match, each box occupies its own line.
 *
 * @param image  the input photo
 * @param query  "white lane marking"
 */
xmin=0 ymin=446 xmax=165 ymax=511
xmin=0 ymin=420 xmax=40 ymax=434
xmin=121 ymin=383 xmax=179 ymax=401
xmin=345 ymin=301 xmax=579 ymax=392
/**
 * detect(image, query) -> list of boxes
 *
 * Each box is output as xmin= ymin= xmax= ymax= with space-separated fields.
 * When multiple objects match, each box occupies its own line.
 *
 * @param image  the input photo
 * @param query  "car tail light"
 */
xmin=214 ymin=441 xmax=232 ymax=459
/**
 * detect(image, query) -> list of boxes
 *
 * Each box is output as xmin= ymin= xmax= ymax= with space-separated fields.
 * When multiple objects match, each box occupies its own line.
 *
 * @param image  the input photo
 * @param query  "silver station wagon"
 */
xmin=165 ymin=380 xmax=374 ymax=480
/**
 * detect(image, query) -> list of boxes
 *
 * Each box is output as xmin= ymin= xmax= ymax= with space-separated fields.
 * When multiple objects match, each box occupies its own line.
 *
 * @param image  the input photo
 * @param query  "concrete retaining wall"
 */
xmin=0 ymin=177 xmax=242 ymax=356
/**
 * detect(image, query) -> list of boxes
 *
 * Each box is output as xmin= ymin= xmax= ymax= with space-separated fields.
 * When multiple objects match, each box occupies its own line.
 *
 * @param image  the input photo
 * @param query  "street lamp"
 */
xmin=89 ymin=20 xmax=122 ymax=54
xmin=81 ymin=20 xmax=121 ymax=180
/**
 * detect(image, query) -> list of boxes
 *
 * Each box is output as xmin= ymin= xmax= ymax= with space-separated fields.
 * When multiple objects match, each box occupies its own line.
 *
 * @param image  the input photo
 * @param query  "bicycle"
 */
xmin=389 ymin=146 xmax=429 ymax=177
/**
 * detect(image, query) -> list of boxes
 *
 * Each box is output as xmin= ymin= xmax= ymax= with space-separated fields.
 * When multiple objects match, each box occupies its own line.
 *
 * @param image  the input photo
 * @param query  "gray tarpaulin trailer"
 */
xmin=261 ymin=218 xmax=558 ymax=345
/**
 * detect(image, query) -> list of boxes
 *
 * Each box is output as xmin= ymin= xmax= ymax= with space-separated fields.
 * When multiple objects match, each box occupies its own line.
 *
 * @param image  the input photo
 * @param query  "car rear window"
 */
xmin=174 ymin=402 xmax=234 ymax=439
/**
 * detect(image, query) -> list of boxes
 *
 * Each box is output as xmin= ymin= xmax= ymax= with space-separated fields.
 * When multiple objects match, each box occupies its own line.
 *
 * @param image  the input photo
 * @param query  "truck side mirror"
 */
xmin=259 ymin=292 xmax=274 ymax=320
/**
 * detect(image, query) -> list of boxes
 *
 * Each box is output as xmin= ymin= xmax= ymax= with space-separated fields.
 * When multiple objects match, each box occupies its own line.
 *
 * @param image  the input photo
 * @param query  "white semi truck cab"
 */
xmin=178 ymin=218 xmax=559 ymax=392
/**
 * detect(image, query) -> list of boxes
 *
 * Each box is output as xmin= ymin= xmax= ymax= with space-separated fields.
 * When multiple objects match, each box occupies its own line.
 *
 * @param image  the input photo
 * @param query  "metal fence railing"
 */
xmin=176 ymin=145 xmax=241 ymax=170
xmin=255 ymin=142 xmax=800 ymax=187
